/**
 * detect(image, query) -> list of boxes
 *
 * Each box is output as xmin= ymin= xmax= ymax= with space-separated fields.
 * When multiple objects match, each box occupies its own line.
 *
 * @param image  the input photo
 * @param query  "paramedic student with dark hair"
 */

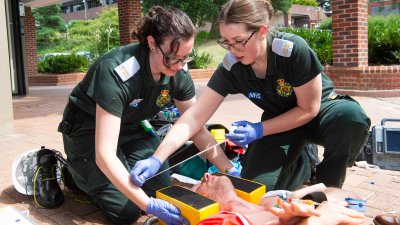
xmin=131 ymin=0 xmax=371 ymax=192
xmin=59 ymin=6 xmax=236 ymax=225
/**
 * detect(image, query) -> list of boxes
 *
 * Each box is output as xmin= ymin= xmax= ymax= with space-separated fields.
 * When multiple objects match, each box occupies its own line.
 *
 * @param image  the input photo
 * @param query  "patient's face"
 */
xmin=192 ymin=173 xmax=236 ymax=202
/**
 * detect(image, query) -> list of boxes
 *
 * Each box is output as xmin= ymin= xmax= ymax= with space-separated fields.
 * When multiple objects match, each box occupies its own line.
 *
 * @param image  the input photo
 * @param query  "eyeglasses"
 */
xmin=217 ymin=30 xmax=257 ymax=52
xmin=156 ymin=42 xmax=197 ymax=68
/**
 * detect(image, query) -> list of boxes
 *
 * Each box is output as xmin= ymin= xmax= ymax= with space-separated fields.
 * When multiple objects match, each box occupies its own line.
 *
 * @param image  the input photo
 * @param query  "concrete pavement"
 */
xmin=1 ymin=81 xmax=399 ymax=224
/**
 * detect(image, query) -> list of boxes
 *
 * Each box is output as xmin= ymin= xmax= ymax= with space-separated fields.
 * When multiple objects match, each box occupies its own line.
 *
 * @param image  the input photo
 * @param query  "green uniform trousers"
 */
xmin=241 ymin=95 xmax=371 ymax=191
xmin=61 ymin=103 xmax=171 ymax=224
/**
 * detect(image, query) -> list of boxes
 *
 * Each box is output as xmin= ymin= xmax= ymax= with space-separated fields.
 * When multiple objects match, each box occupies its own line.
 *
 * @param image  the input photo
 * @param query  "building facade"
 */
xmin=369 ymin=0 xmax=400 ymax=16
xmin=61 ymin=0 xmax=117 ymax=23
xmin=0 ymin=0 xmax=14 ymax=135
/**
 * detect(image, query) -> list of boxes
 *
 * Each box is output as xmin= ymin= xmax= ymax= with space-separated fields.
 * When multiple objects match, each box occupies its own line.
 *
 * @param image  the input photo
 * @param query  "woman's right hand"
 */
xmin=130 ymin=156 xmax=162 ymax=186
xmin=146 ymin=197 xmax=189 ymax=225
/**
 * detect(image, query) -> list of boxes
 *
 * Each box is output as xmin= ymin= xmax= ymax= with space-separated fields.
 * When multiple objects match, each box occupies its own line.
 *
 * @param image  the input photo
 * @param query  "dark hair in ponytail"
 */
xmin=132 ymin=6 xmax=195 ymax=54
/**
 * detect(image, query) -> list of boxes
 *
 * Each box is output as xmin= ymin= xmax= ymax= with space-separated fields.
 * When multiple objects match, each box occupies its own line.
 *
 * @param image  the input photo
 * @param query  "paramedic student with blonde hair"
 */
xmin=59 ymin=6 xmax=236 ymax=225
xmin=131 ymin=0 xmax=371 ymax=192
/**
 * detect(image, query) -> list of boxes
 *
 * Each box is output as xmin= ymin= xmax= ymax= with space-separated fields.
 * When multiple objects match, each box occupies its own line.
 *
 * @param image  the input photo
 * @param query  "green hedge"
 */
xmin=38 ymin=54 xmax=90 ymax=74
xmin=38 ymin=49 xmax=212 ymax=72
xmin=368 ymin=15 xmax=400 ymax=65
xmin=318 ymin=17 xmax=332 ymax=30
xmin=313 ymin=15 xmax=400 ymax=65
xmin=188 ymin=48 xmax=213 ymax=69
xmin=278 ymin=27 xmax=332 ymax=65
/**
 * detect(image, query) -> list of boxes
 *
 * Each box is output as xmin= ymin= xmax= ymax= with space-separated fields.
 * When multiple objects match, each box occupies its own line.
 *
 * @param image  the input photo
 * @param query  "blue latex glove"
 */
xmin=225 ymin=120 xmax=263 ymax=147
xmin=130 ymin=156 xmax=162 ymax=186
xmin=146 ymin=197 xmax=189 ymax=225
xmin=226 ymin=167 xmax=241 ymax=177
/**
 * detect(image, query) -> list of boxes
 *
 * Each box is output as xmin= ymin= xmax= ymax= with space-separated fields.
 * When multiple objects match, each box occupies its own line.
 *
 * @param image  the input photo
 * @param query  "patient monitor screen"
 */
xmin=385 ymin=129 xmax=400 ymax=153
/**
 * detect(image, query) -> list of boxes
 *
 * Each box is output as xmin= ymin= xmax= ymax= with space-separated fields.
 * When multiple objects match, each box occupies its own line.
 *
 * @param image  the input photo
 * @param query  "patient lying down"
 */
xmin=191 ymin=173 xmax=365 ymax=225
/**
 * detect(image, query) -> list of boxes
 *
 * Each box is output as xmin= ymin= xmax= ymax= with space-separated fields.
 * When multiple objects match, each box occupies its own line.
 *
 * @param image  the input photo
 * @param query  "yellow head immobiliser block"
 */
xmin=156 ymin=186 xmax=219 ymax=225
xmin=212 ymin=172 xmax=266 ymax=204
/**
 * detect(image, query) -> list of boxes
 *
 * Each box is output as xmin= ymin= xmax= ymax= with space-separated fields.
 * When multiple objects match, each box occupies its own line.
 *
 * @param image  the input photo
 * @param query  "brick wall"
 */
xmin=30 ymin=67 xmax=400 ymax=97
xmin=332 ymin=0 xmax=369 ymax=67
xmin=118 ymin=0 xmax=141 ymax=45
xmin=29 ymin=69 xmax=214 ymax=86
xmin=24 ymin=7 xmax=38 ymax=78
xmin=190 ymin=69 xmax=215 ymax=80
xmin=28 ymin=73 xmax=86 ymax=86
xmin=325 ymin=65 xmax=400 ymax=97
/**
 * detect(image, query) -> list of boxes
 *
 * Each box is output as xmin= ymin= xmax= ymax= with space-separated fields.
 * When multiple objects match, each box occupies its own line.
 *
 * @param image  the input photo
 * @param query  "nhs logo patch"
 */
xmin=248 ymin=92 xmax=262 ymax=100
xmin=129 ymin=98 xmax=143 ymax=109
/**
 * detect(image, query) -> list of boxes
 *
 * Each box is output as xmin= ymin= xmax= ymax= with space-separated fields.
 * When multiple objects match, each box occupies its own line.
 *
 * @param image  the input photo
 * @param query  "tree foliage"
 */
xmin=271 ymin=0 xmax=293 ymax=14
xmin=317 ymin=0 xmax=331 ymax=11
xmin=89 ymin=7 xmax=120 ymax=58
xmin=37 ymin=6 xmax=119 ymax=61
xmin=32 ymin=4 xmax=65 ymax=44
xmin=66 ymin=7 xmax=119 ymax=58
xmin=142 ymin=0 xmax=295 ymax=35
xmin=142 ymin=0 xmax=226 ymax=27
xmin=141 ymin=0 xmax=296 ymax=25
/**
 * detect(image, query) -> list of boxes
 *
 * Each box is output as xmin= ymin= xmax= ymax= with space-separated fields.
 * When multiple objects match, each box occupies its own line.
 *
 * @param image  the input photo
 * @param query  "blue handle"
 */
xmin=345 ymin=197 xmax=366 ymax=212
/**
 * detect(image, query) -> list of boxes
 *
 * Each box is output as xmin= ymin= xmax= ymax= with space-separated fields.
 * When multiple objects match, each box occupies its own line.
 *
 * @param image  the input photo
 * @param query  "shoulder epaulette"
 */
xmin=272 ymin=38 xmax=294 ymax=57
xmin=182 ymin=63 xmax=188 ymax=72
xmin=114 ymin=56 xmax=140 ymax=82
xmin=222 ymin=52 xmax=239 ymax=71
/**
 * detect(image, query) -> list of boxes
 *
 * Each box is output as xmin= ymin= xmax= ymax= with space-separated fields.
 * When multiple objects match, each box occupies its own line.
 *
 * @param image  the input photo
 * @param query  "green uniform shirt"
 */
xmin=208 ymin=31 xmax=334 ymax=119
xmin=68 ymin=43 xmax=195 ymax=129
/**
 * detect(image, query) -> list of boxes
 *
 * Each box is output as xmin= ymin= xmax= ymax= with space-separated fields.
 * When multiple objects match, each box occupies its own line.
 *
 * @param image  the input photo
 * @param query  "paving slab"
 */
xmin=0 ymin=82 xmax=399 ymax=224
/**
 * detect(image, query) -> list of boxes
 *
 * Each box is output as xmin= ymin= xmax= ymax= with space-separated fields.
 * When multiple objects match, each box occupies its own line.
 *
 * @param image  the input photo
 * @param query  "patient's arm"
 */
xmin=323 ymin=187 xmax=362 ymax=202
xmin=263 ymin=201 xmax=365 ymax=225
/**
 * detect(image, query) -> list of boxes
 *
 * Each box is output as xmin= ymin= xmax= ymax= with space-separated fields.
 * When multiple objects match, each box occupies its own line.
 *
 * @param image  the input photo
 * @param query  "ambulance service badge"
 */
xmin=276 ymin=79 xmax=293 ymax=97
xmin=156 ymin=89 xmax=171 ymax=108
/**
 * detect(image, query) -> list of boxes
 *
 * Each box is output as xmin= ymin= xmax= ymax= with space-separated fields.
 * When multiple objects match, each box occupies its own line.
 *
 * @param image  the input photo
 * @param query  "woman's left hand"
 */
xmin=225 ymin=120 xmax=263 ymax=147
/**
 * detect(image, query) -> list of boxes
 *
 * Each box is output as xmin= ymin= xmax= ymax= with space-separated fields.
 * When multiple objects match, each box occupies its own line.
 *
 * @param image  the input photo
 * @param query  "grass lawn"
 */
xmin=196 ymin=39 xmax=228 ymax=69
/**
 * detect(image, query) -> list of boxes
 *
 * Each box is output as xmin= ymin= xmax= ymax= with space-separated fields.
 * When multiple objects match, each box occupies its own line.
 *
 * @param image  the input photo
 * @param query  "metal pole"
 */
xmin=83 ymin=0 xmax=87 ymax=20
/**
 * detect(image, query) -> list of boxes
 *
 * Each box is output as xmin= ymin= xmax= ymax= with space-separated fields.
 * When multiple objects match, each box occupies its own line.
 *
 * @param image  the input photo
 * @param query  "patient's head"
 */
xmin=191 ymin=173 xmax=237 ymax=202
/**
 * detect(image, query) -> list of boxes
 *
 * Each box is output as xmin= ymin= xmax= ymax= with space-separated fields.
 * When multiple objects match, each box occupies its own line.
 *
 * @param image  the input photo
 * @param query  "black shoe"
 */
xmin=373 ymin=212 xmax=400 ymax=225
xmin=305 ymin=144 xmax=321 ymax=185
xmin=34 ymin=148 xmax=64 ymax=208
